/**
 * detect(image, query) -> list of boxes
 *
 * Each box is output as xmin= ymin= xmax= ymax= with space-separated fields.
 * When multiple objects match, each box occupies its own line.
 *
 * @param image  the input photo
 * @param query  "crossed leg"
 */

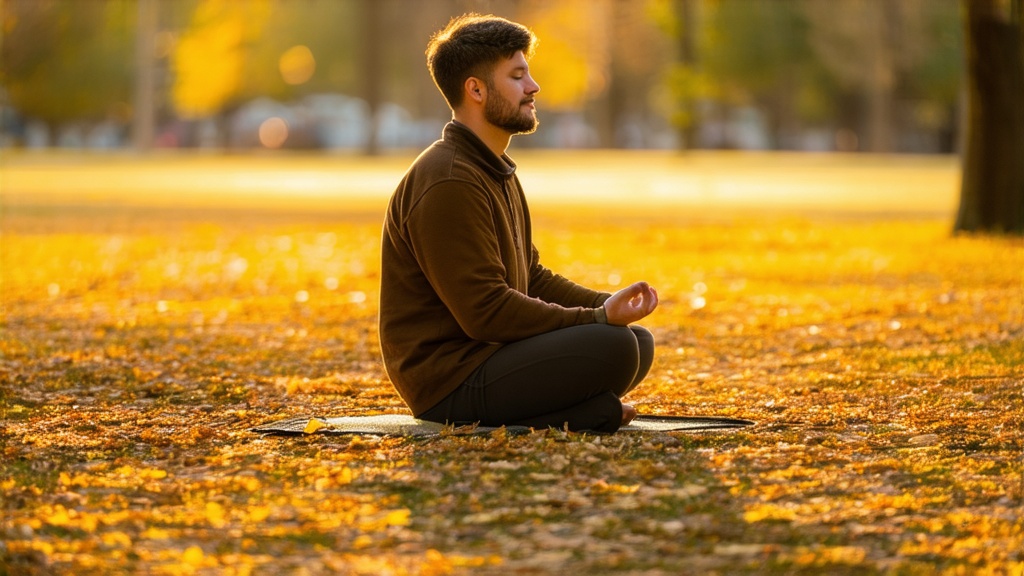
xmin=418 ymin=324 xmax=655 ymax=433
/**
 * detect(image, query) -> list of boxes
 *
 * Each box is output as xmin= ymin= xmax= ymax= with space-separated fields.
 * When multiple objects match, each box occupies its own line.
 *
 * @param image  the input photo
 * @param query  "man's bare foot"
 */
xmin=621 ymin=403 xmax=637 ymax=426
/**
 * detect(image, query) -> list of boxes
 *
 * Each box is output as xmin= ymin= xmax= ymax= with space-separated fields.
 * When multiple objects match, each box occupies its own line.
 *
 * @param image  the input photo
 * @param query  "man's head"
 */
xmin=426 ymin=14 xmax=537 ymax=111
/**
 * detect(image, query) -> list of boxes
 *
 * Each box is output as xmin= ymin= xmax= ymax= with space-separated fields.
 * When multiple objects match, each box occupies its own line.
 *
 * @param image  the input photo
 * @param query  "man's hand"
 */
xmin=603 ymin=281 xmax=658 ymax=326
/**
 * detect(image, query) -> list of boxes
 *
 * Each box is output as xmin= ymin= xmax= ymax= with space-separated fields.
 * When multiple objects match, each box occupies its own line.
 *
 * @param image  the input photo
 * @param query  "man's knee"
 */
xmin=630 ymin=325 xmax=655 ymax=355
xmin=586 ymin=324 xmax=639 ymax=357
xmin=581 ymin=325 xmax=641 ymax=391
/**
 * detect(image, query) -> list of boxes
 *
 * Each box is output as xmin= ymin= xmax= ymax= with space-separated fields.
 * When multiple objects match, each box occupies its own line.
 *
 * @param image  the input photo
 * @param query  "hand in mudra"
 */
xmin=603 ymin=281 xmax=658 ymax=326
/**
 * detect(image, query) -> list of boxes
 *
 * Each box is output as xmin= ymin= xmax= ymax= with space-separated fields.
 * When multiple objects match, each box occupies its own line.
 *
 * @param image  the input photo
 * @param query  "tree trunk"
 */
xmin=676 ymin=0 xmax=699 ymax=149
xmin=956 ymin=0 xmax=1024 ymax=234
xmin=865 ymin=1 xmax=897 ymax=152
xmin=362 ymin=0 xmax=384 ymax=156
xmin=132 ymin=0 xmax=157 ymax=151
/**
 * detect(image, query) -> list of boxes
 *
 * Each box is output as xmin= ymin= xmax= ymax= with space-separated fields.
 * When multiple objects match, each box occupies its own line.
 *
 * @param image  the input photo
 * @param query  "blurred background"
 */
xmin=0 ymin=0 xmax=965 ymax=155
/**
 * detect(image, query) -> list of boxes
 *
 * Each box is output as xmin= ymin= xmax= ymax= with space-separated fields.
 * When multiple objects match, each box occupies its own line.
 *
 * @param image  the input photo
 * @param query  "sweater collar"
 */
xmin=443 ymin=121 xmax=517 ymax=179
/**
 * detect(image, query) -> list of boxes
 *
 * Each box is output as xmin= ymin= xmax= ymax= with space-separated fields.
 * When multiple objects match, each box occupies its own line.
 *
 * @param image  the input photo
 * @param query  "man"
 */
xmin=379 ymin=14 xmax=658 ymax=433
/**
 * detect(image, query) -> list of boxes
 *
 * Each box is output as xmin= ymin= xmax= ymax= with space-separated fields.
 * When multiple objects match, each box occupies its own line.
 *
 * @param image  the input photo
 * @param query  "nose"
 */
xmin=525 ymin=73 xmax=540 ymax=95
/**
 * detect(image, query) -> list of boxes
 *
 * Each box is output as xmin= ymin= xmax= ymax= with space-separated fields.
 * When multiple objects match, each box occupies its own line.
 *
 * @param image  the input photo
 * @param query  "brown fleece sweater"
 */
xmin=379 ymin=122 xmax=610 ymax=415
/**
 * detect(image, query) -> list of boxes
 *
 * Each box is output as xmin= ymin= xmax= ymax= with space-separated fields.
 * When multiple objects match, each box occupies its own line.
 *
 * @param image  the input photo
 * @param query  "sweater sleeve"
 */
xmin=406 ymin=182 xmax=599 ymax=343
xmin=528 ymin=244 xmax=611 ymax=308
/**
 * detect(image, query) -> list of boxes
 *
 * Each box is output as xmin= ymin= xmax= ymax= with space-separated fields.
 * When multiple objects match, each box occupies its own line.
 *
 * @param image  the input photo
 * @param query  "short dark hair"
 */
xmin=426 ymin=14 xmax=536 ymax=109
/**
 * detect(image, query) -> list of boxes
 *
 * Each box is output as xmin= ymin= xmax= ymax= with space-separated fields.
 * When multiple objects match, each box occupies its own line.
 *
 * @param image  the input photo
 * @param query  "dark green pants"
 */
xmin=419 ymin=324 xmax=655 ymax=433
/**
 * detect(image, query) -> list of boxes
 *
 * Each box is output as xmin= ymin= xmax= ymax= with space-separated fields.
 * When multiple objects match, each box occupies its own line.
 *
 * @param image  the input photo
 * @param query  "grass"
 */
xmin=1 ymin=151 xmax=1022 ymax=575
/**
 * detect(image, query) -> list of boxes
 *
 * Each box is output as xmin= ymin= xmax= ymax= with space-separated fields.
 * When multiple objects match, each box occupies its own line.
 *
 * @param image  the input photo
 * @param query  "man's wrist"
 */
xmin=594 ymin=305 xmax=608 ymax=324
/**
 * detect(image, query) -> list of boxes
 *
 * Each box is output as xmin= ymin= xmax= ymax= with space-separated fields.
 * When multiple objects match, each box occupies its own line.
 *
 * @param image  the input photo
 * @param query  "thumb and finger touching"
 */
xmin=604 ymin=281 xmax=659 ymax=326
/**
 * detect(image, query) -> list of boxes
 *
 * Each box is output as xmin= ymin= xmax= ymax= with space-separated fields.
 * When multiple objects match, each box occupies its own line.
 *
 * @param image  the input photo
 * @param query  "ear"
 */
xmin=464 ymin=76 xmax=486 ymax=104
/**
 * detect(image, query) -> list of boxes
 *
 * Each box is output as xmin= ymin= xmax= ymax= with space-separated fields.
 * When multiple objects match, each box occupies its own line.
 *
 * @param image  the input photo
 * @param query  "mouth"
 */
xmin=521 ymin=98 xmax=535 ymax=108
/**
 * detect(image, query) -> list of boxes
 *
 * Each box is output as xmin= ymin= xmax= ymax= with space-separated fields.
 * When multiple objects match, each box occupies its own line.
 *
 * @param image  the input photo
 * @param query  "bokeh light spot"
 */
xmin=258 ymin=117 xmax=289 ymax=149
xmin=279 ymin=45 xmax=316 ymax=85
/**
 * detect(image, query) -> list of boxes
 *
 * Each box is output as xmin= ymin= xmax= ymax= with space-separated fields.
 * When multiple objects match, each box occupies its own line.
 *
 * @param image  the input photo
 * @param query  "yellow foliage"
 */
xmin=3 ymin=152 xmax=1023 ymax=574
xmin=522 ymin=1 xmax=609 ymax=110
xmin=743 ymin=503 xmax=797 ymax=523
xmin=171 ymin=0 xmax=271 ymax=118
xmin=786 ymin=545 xmax=867 ymax=566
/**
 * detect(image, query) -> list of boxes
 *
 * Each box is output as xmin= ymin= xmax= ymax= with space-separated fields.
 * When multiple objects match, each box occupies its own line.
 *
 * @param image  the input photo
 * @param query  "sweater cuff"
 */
xmin=593 ymin=305 xmax=608 ymax=324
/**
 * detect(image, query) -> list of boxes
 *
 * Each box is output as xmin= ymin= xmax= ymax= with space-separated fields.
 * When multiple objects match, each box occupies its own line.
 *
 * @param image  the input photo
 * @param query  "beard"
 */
xmin=485 ymin=91 xmax=539 ymax=135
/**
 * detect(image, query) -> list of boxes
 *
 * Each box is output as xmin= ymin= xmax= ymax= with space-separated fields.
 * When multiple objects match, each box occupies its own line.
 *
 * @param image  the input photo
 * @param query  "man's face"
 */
xmin=484 ymin=50 xmax=541 ymax=135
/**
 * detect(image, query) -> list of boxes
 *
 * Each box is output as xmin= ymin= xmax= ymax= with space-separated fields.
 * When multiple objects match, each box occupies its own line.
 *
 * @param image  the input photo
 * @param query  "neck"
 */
xmin=452 ymin=111 xmax=511 ymax=158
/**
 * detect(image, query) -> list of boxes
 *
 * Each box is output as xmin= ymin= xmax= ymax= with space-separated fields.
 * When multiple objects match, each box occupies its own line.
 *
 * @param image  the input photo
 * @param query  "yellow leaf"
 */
xmin=206 ymin=502 xmax=227 ymax=528
xmin=46 ymin=505 xmax=71 ymax=527
xmin=421 ymin=548 xmax=453 ymax=576
xmin=140 ymin=468 xmax=168 ymax=480
xmin=303 ymin=419 xmax=325 ymax=434
xmin=247 ymin=505 xmax=271 ymax=523
xmin=384 ymin=509 xmax=411 ymax=527
xmin=31 ymin=540 xmax=55 ymax=557
xmin=141 ymin=527 xmax=172 ymax=540
xmin=102 ymin=531 xmax=133 ymax=548
xmin=80 ymin=513 xmax=98 ymax=533
xmin=743 ymin=503 xmax=797 ymax=523
xmin=182 ymin=545 xmax=205 ymax=566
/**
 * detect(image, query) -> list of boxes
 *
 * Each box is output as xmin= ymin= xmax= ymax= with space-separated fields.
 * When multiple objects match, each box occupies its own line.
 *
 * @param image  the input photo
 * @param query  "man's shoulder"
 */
xmin=389 ymin=141 xmax=490 ymax=218
xmin=406 ymin=139 xmax=490 ymax=187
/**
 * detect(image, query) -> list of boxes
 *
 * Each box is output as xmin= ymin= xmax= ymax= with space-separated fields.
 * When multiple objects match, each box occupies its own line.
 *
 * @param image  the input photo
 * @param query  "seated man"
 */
xmin=378 ymin=14 xmax=658 ymax=433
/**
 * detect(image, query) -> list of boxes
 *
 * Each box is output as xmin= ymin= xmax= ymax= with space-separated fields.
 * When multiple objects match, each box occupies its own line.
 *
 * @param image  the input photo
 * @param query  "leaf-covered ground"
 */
xmin=2 ymin=156 xmax=1023 ymax=575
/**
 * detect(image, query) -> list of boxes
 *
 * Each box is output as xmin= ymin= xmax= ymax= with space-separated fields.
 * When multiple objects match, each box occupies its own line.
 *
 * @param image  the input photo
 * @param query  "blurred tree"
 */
xmin=698 ymin=0 xmax=820 ymax=149
xmin=169 ymin=0 xmax=361 ymax=147
xmin=521 ymin=0 xmax=608 ymax=112
xmin=133 ymin=0 xmax=157 ymax=150
xmin=171 ymin=0 xmax=271 ymax=119
xmin=956 ymin=0 xmax=1024 ymax=234
xmin=666 ymin=0 xmax=701 ymax=149
xmin=659 ymin=0 xmax=962 ymax=153
xmin=908 ymin=0 xmax=964 ymax=153
xmin=1 ymin=0 xmax=134 ymax=134
xmin=390 ymin=0 xmax=455 ymax=121
xmin=600 ymin=0 xmax=675 ymax=148
xmin=807 ymin=2 xmax=889 ymax=151
xmin=237 ymin=0 xmax=360 ymax=101
xmin=1 ymin=0 xmax=971 ymax=154
xmin=361 ymin=0 xmax=383 ymax=155
xmin=520 ymin=0 xmax=673 ymax=148
xmin=815 ymin=1 xmax=965 ymax=154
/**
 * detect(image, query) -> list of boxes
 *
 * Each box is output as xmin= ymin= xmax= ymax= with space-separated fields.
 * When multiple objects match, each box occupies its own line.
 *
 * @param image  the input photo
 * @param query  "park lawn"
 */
xmin=1 ymin=153 xmax=1022 ymax=574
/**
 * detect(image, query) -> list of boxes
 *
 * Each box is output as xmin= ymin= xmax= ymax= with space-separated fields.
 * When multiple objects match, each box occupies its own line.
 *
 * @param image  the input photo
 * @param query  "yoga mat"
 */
xmin=252 ymin=414 xmax=755 ymax=437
